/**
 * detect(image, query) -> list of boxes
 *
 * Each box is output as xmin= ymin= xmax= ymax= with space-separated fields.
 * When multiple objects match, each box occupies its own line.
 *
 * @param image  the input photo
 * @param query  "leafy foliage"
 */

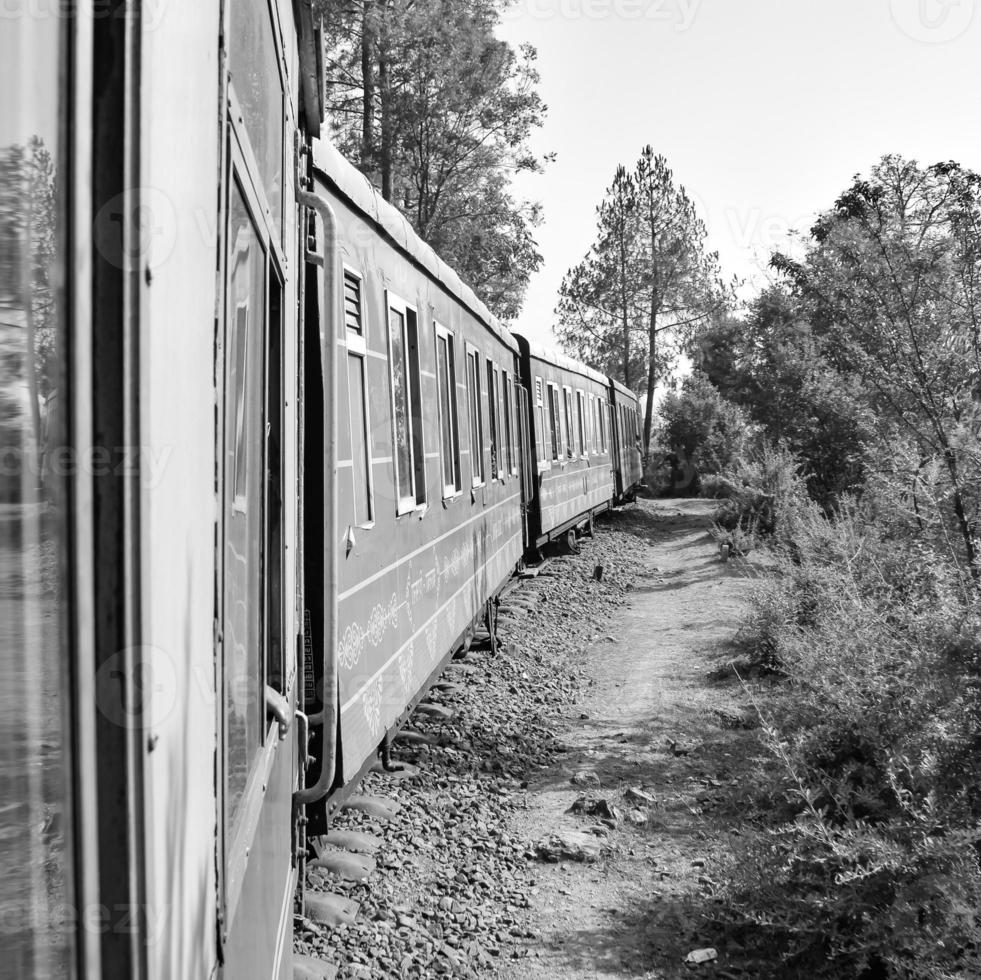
xmin=657 ymin=371 xmax=755 ymax=475
xmin=772 ymin=156 xmax=981 ymax=576
xmin=319 ymin=0 xmax=548 ymax=321
xmin=695 ymin=288 xmax=873 ymax=507
xmin=556 ymin=148 xmax=730 ymax=451
xmin=720 ymin=486 xmax=981 ymax=978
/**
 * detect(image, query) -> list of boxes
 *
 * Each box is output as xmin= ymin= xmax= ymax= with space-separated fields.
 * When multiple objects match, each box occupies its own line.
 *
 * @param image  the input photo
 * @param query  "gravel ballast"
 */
xmin=294 ymin=506 xmax=656 ymax=979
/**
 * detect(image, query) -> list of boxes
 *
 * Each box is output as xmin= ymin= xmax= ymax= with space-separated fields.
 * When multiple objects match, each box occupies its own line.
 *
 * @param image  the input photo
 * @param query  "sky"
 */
xmin=496 ymin=0 xmax=981 ymax=350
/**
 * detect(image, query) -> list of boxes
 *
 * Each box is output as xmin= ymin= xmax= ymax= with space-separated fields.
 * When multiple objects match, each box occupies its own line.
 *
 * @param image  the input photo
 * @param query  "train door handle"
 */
xmin=265 ymin=684 xmax=293 ymax=740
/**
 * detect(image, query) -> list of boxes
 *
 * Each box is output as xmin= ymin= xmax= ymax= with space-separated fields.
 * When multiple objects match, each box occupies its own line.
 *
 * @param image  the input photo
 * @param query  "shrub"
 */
xmin=712 ymin=443 xmax=807 ymax=552
xmin=658 ymin=372 xmax=756 ymax=476
xmin=717 ymin=486 xmax=981 ymax=978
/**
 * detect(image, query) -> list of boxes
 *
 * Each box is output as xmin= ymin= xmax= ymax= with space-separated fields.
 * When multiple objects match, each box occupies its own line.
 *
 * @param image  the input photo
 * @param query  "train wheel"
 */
xmin=564 ymin=529 xmax=581 ymax=555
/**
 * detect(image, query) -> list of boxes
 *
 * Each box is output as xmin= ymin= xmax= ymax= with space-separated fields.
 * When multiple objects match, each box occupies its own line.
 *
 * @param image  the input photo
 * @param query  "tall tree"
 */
xmin=633 ymin=147 xmax=726 ymax=452
xmin=556 ymin=148 xmax=727 ymax=452
xmin=774 ymin=155 xmax=981 ymax=576
xmin=319 ymin=0 xmax=548 ymax=321
xmin=555 ymin=166 xmax=647 ymax=389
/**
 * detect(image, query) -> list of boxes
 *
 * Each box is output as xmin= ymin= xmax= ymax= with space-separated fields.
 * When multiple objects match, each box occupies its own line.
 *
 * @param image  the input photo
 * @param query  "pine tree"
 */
xmin=556 ymin=148 xmax=728 ymax=451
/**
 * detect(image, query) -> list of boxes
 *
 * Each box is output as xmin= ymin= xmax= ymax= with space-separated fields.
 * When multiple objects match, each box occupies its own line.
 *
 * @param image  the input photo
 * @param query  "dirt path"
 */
xmin=497 ymin=498 xmax=760 ymax=980
xmin=299 ymin=497 xmax=764 ymax=980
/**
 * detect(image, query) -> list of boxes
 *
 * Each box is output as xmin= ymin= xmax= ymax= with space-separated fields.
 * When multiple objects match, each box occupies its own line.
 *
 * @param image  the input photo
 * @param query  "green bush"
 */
xmin=718 ymin=488 xmax=981 ymax=978
xmin=711 ymin=443 xmax=806 ymax=555
xmin=658 ymin=372 xmax=756 ymax=476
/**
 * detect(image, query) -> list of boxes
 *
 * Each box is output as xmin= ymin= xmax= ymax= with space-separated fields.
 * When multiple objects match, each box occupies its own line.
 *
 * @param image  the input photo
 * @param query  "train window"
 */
xmin=387 ymin=294 xmax=425 ymax=512
xmin=546 ymin=384 xmax=561 ymax=462
xmin=435 ymin=324 xmax=462 ymax=497
xmin=576 ymin=391 xmax=586 ymax=458
xmin=487 ymin=362 xmax=500 ymax=479
xmin=502 ymin=370 xmax=516 ymax=477
xmin=534 ymin=377 xmax=548 ymax=468
xmin=467 ymin=347 xmax=485 ymax=486
xmin=223 ymin=177 xmax=266 ymax=831
xmin=1 ymin=22 xmax=78 ymax=971
xmin=586 ymin=394 xmax=595 ymax=453
xmin=345 ymin=270 xmax=373 ymax=525
xmin=228 ymin=0 xmax=285 ymax=235
xmin=562 ymin=387 xmax=575 ymax=459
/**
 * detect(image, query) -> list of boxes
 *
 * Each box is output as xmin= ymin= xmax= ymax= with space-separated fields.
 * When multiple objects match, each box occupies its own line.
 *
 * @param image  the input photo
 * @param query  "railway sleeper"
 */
xmin=293 ymin=953 xmax=339 ymax=980
xmin=341 ymin=794 xmax=401 ymax=822
xmin=319 ymin=828 xmax=382 ymax=854
xmin=394 ymin=729 xmax=441 ymax=747
xmin=304 ymin=892 xmax=360 ymax=930
xmin=309 ymin=849 xmax=376 ymax=882
xmin=414 ymin=701 xmax=455 ymax=721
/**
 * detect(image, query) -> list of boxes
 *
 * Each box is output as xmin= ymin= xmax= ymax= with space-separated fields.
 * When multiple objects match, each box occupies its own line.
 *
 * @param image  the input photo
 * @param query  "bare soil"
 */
xmin=496 ymin=498 xmax=761 ymax=980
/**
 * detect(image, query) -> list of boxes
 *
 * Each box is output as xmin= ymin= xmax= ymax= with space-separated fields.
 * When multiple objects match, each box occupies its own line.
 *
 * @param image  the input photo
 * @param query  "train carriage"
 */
xmin=3 ymin=2 xmax=326 ymax=978
xmin=609 ymin=376 xmax=644 ymax=502
xmin=302 ymin=142 xmax=526 ymax=832
xmin=514 ymin=336 xmax=616 ymax=553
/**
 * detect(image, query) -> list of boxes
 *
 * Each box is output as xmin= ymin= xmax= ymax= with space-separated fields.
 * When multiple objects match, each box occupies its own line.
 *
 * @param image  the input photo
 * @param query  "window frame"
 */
xmin=466 ymin=343 xmax=486 ymax=488
xmin=562 ymin=385 xmax=575 ymax=460
xmin=385 ymin=290 xmax=425 ymax=515
xmin=343 ymin=265 xmax=375 ymax=527
xmin=534 ymin=376 xmax=549 ymax=471
xmin=576 ymin=390 xmax=586 ymax=460
xmin=221 ymin=130 xmax=290 ymax=926
xmin=503 ymin=369 xmax=517 ymax=477
xmin=434 ymin=321 xmax=463 ymax=499
xmin=587 ymin=393 xmax=596 ymax=454
xmin=546 ymin=381 xmax=562 ymax=464
xmin=487 ymin=359 xmax=501 ymax=481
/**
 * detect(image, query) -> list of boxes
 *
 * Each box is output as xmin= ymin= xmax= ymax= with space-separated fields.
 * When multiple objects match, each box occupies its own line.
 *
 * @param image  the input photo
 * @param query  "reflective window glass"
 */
xmin=467 ymin=351 xmax=483 ymax=485
xmin=436 ymin=331 xmax=460 ymax=494
xmin=224 ymin=180 xmax=265 ymax=831
xmin=0 ymin=11 xmax=76 ymax=976
xmin=348 ymin=354 xmax=372 ymax=525
xmin=388 ymin=308 xmax=414 ymax=506
xmin=229 ymin=0 xmax=284 ymax=234
xmin=547 ymin=386 xmax=560 ymax=461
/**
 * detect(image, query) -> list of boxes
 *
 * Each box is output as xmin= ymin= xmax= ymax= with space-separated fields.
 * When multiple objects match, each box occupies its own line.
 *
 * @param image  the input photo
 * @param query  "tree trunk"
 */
xmin=378 ymin=17 xmax=393 ymax=203
xmin=619 ymin=232 xmax=630 ymax=389
xmin=379 ymin=61 xmax=392 ymax=201
xmin=378 ymin=0 xmax=394 ymax=203
xmin=360 ymin=0 xmax=375 ymax=170
xmin=643 ymin=293 xmax=658 ymax=459
xmin=942 ymin=447 xmax=979 ymax=581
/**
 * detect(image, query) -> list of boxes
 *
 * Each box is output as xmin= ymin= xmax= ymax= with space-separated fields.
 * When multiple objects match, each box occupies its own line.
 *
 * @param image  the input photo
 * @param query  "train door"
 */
xmin=515 ymin=381 xmax=534 ymax=549
xmin=610 ymin=398 xmax=623 ymax=499
xmin=217 ymin=1 xmax=298 ymax=976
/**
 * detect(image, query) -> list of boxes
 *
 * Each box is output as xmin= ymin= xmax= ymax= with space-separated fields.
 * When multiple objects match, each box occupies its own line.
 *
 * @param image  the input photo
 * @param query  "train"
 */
xmin=0 ymin=2 xmax=643 ymax=979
